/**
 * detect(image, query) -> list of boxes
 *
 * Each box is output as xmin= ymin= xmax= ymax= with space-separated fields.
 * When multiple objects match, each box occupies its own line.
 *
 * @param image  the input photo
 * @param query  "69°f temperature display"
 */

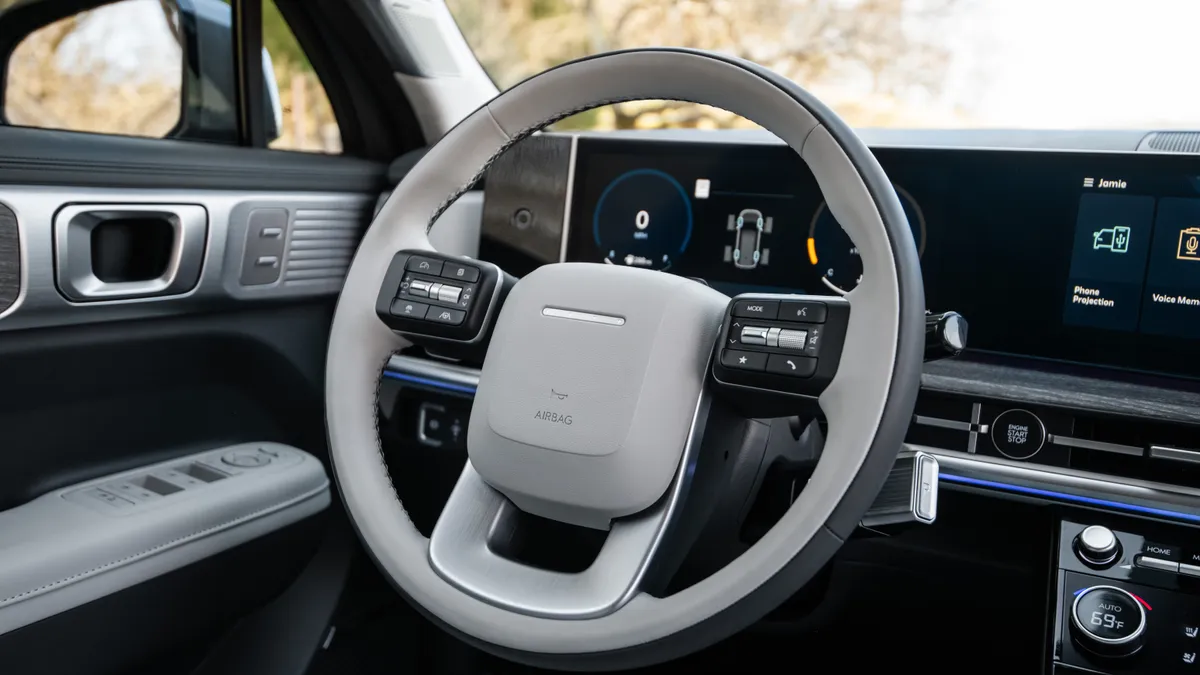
xmin=1071 ymin=585 xmax=1146 ymax=650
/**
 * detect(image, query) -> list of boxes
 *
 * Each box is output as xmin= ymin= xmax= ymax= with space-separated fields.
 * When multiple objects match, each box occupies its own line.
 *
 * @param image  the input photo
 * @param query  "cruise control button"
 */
xmin=766 ymin=354 xmax=817 ymax=377
xmin=406 ymin=255 xmax=444 ymax=276
xmin=721 ymin=349 xmax=767 ymax=371
xmin=442 ymin=262 xmax=480 ymax=283
xmin=732 ymin=300 xmax=779 ymax=320
xmin=390 ymin=299 xmax=429 ymax=319
xmin=779 ymin=300 xmax=826 ymax=323
xmin=740 ymin=326 xmax=769 ymax=345
xmin=1142 ymin=541 xmax=1183 ymax=561
xmin=427 ymin=307 xmax=466 ymax=325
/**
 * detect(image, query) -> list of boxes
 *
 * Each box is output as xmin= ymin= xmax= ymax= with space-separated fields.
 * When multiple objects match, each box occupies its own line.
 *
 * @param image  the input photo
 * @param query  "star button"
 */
xmin=738 ymin=356 xmax=747 ymax=364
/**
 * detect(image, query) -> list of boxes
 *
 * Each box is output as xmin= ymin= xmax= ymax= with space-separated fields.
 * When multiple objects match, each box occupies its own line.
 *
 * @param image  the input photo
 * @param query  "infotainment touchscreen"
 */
xmin=564 ymin=136 xmax=1200 ymax=380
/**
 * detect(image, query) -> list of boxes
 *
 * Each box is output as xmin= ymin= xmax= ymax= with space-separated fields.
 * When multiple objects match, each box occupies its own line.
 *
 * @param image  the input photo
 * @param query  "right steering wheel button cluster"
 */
xmin=713 ymin=293 xmax=850 ymax=401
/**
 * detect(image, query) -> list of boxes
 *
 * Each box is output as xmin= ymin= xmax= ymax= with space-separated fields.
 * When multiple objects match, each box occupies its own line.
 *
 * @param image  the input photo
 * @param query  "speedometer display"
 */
xmin=807 ymin=185 xmax=926 ymax=294
xmin=592 ymin=169 xmax=693 ymax=270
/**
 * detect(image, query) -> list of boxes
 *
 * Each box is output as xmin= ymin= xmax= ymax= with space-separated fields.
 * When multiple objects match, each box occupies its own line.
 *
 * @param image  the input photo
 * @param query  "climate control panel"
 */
xmin=1053 ymin=520 xmax=1200 ymax=674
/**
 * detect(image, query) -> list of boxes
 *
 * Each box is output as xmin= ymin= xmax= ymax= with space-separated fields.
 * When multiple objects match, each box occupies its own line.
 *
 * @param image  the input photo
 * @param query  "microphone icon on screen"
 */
xmin=1177 ymin=227 xmax=1200 ymax=261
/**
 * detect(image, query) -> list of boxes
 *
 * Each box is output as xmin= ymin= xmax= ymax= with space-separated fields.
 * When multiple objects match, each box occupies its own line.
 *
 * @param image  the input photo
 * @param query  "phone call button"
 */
xmin=766 ymin=354 xmax=817 ymax=377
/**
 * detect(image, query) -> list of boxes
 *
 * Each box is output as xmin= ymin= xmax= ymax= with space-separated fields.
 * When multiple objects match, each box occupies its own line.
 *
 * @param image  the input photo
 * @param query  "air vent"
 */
xmin=282 ymin=208 xmax=368 ymax=287
xmin=1138 ymin=131 xmax=1200 ymax=153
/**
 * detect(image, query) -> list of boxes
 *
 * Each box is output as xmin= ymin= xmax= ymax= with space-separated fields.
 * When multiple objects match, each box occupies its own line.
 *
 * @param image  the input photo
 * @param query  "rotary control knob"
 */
xmin=1070 ymin=586 xmax=1146 ymax=658
xmin=1075 ymin=525 xmax=1121 ymax=568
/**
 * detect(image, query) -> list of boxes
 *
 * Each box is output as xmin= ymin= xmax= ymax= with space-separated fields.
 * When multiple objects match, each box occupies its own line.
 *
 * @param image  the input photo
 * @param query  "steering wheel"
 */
xmin=326 ymin=48 xmax=923 ymax=670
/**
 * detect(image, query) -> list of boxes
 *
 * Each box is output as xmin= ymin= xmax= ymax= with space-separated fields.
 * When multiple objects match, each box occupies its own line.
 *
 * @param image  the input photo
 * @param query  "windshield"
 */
xmin=446 ymin=0 xmax=1200 ymax=131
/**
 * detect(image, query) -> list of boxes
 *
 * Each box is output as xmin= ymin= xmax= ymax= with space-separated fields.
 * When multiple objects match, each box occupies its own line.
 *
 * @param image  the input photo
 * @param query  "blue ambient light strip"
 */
xmin=941 ymin=473 xmax=1200 ymax=524
xmin=382 ymin=370 xmax=478 ymax=396
xmin=381 ymin=367 xmax=1200 ymax=525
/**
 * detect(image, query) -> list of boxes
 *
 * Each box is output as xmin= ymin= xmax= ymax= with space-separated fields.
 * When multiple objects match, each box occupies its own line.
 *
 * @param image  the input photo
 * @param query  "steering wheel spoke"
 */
xmin=428 ymin=400 xmax=706 ymax=620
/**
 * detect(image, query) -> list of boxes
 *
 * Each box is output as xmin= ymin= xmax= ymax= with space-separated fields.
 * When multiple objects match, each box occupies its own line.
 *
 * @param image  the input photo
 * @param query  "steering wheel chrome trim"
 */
xmin=326 ymin=48 xmax=923 ymax=668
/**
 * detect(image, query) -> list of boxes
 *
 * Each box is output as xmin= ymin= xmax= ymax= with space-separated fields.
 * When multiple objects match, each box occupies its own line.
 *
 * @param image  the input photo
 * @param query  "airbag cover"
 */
xmin=468 ymin=263 xmax=726 ymax=528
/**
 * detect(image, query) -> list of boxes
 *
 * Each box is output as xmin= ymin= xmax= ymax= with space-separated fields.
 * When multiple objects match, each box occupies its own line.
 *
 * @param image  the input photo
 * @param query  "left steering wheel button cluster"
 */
xmin=376 ymin=250 xmax=509 ymax=350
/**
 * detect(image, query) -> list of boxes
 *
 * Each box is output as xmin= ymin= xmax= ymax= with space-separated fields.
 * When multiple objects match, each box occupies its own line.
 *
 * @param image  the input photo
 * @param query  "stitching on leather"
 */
xmin=425 ymin=96 xmax=703 ymax=232
xmin=372 ymin=350 xmax=418 ymax=528
xmin=0 ymin=483 xmax=329 ymax=607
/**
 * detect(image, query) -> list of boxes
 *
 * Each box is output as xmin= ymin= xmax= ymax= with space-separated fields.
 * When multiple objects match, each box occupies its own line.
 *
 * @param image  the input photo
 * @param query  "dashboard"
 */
xmin=563 ymin=137 xmax=1200 ymax=381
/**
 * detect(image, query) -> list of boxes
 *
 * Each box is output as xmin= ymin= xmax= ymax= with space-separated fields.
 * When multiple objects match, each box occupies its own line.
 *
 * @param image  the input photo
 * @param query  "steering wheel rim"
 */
xmin=326 ymin=48 xmax=924 ymax=669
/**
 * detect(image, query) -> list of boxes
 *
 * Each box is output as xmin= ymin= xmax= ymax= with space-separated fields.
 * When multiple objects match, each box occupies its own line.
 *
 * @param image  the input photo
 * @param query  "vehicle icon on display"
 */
xmin=732 ymin=208 xmax=764 ymax=269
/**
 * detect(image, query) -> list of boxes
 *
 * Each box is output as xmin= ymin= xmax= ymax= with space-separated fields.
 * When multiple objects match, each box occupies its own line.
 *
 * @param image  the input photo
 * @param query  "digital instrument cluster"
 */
xmin=563 ymin=137 xmax=1200 ymax=381
xmin=570 ymin=139 xmax=926 ymax=298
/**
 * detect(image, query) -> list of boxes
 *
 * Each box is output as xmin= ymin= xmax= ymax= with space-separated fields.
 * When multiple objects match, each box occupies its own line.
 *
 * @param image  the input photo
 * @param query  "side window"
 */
xmin=263 ymin=0 xmax=340 ymax=153
xmin=4 ymin=0 xmax=183 ymax=138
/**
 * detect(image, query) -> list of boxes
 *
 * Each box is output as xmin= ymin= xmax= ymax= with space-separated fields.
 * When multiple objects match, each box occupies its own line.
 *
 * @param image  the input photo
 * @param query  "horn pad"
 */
xmin=467 ymin=263 xmax=728 ymax=529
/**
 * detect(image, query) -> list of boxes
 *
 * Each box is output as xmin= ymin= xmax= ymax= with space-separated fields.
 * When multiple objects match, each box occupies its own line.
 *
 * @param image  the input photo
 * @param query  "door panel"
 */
xmin=0 ymin=184 xmax=371 ymax=331
xmin=0 ymin=121 xmax=385 ymax=673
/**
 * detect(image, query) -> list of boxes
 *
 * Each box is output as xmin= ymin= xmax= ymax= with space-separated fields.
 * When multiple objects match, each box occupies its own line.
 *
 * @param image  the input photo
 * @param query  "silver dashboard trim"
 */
xmin=387 ymin=354 xmax=481 ymax=391
xmin=384 ymin=355 xmax=1200 ymax=523
xmin=913 ymin=415 xmax=971 ymax=432
xmin=1051 ymin=435 xmax=1143 ymax=457
xmin=557 ymin=135 xmax=578 ymax=263
xmin=928 ymin=447 xmax=1200 ymax=518
xmin=1149 ymin=445 xmax=1200 ymax=464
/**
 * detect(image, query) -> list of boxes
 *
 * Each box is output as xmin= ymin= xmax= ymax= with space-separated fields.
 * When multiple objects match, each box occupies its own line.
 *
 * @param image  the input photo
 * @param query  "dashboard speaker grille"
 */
xmin=1141 ymin=131 xmax=1200 ymax=153
xmin=0 ymin=203 xmax=19 ymax=313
